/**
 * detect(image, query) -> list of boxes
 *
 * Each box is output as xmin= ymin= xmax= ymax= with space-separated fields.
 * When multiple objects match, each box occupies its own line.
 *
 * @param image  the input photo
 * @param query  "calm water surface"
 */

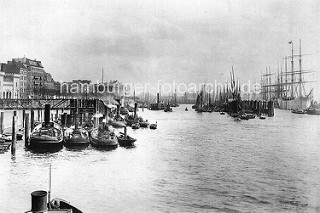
xmin=1 ymin=105 xmax=320 ymax=212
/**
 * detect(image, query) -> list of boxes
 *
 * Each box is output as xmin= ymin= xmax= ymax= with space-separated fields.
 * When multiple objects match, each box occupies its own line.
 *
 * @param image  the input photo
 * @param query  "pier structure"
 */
xmin=240 ymin=100 xmax=275 ymax=117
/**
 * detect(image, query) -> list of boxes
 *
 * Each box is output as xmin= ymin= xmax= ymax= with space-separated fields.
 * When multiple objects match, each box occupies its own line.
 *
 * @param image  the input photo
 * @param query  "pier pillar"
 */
xmin=0 ymin=112 xmax=4 ymax=134
xmin=66 ymin=114 xmax=72 ymax=127
xmin=75 ymin=113 xmax=79 ymax=129
xmin=258 ymin=101 xmax=262 ymax=115
xmin=37 ymin=109 xmax=40 ymax=121
xmin=55 ymin=108 xmax=59 ymax=121
xmin=61 ymin=113 xmax=67 ymax=128
xmin=31 ymin=110 xmax=35 ymax=131
xmin=253 ymin=101 xmax=257 ymax=114
xmin=22 ymin=109 xmax=26 ymax=128
xmin=11 ymin=114 xmax=17 ymax=157
xmin=24 ymin=113 xmax=29 ymax=147
xmin=267 ymin=101 xmax=275 ymax=117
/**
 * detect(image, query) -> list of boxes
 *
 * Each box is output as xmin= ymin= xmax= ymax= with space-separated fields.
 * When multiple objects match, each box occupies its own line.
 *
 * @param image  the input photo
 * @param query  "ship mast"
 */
xmin=299 ymin=39 xmax=302 ymax=108
xmin=290 ymin=41 xmax=294 ymax=98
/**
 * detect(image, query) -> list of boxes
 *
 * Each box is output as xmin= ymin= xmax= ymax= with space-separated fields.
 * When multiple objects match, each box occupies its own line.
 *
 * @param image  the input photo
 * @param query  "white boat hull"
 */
xmin=277 ymin=97 xmax=311 ymax=110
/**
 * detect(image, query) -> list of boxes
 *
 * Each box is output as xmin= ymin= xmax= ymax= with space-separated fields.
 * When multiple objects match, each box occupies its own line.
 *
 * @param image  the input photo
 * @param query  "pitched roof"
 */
xmin=26 ymin=58 xmax=44 ymax=68
xmin=2 ymin=61 xmax=26 ymax=74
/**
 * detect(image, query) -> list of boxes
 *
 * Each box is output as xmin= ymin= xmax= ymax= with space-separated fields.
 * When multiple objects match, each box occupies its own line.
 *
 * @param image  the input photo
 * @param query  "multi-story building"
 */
xmin=0 ymin=61 xmax=23 ymax=99
xmin=0 ymin=57 xmax=58 ymax=99
xmin=12 ymin=57 xmax=56 ymax=99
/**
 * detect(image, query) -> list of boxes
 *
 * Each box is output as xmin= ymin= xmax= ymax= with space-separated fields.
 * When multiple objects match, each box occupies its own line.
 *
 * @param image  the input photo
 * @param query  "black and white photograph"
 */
xmin=1 ymin=0 xmax=320 ymax=212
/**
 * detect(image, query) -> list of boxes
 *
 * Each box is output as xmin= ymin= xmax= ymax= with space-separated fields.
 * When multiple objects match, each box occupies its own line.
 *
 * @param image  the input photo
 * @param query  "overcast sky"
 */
xmin=1 ymin=0 xmax=320 ymax=99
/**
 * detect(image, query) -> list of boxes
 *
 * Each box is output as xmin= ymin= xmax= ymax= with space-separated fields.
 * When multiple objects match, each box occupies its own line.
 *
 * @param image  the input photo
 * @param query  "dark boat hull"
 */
xmin=117 ymin=135 xmax=136 ymax=147
xmin=64 ymin=138 xmax=90 ymax=147
xmin=139 ymin=122 xmax=149 ymax=128
xmin=90 ymin=138 xmax=118 ymax=148
xmin=29 ymin=138 xmax=63 ymax=150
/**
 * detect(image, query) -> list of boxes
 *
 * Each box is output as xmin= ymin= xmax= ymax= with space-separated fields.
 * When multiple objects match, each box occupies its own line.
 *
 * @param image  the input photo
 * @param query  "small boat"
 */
xmin=164 ymin=108 xmax=172 ymax=112
xmin=185 ymin=107 xmax=188 ymax=111
xmin=29 ymin=122 xmax=63 ymax=149
xmin=259 ymin=115 xmax=266 ymax=119
xmin=117 ymin=127 xmax=136 ymax=147
xmin=220 ymin=112 xmax=225 ymax=115
xmin=292 ymin=109 xmax=306 ymax=114
xmin=2 ymin=128 xmax=24 ymax=141
xmin=306 ymin=107 xmax=320 ymax=115
xmin=64 ymin=128 xmax=90 ymax=147
xmin=149 ymin=122 xmax=157 ymax=130
xmin=132 ymin=123 xmax=140 ymax=129
xmin=164 ymin=103 xmax=173 ymax=112
xmin=119 ymin=106 xmax=129 ymax=115
xmin=110 ymin=119 xmax=127 ymax=128
xmin=139 ymin=118 xmax=149 ymax=128
xmin=234 ymin=117 xmax=241 ymax=121
xmin=90 ymin=127 xmax=118 ymax=148
xmin=124 ymin=114 xmax=135 ymax=126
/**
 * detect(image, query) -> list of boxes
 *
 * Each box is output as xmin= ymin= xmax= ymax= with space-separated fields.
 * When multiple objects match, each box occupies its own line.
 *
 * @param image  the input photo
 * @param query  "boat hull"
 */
xmin=64 ymin=138 xmax=89 ymax=147
xmin=90 ymin=129 xmax=118 ymax=148
xmin=117 ymin=135 xmax=136 ymax=147
xmin=277 ymin=97 xmax=311 ymax=110
xmin=29 ymin=137 xmax=63 ymax=149
xmin=90 ymin=138 xmax=118 ymax=148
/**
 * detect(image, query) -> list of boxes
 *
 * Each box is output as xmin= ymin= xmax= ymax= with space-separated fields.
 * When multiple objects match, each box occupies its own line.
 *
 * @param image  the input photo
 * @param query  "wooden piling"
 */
xmin=22 ymin=109 xmax=26 ymax=128
xmin=75 ymin=113 xmax=79 ymax=129
xmin=0 ymin=112 xmax=4 ymax=134
xmin=24 ymin=113 xmax=29 ymax=147
xmin=11 ymin=115 xmax=17 ymax=156
xmin=31 ymin=110 xmax=35 ymax=131
xmin=61 ymin=113 xmax=67 ymax=128
xmin=37 ymin=109 xmax=40 ymax=121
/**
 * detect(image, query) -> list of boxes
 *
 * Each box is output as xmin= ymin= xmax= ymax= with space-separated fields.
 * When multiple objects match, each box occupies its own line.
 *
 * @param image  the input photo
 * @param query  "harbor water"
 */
xmin=1 ymin=105 xmax=320 ymax=212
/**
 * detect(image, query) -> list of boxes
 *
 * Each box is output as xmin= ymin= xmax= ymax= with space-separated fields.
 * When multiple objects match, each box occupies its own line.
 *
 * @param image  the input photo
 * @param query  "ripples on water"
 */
xmin=1 ymin=106 xmax=320 ymax=212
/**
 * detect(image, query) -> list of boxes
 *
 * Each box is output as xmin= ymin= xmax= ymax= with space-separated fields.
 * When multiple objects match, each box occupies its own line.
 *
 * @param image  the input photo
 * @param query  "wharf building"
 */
xmin=0 ymin=57 xmax=57 ymax=99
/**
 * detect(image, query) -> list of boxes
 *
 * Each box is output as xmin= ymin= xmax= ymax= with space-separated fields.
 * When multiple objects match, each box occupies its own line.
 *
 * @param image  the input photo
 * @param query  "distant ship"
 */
xmin=262 ymin=40 xmax=314 ymax=111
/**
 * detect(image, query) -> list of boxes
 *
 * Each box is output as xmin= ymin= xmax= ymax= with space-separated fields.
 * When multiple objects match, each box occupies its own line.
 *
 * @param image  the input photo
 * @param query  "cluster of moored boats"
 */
xmin=27 ymin=104 xmax=158 ymax=151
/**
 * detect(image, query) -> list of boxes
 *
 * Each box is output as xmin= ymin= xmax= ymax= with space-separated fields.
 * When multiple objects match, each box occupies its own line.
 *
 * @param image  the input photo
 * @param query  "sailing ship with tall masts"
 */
xmin=262 ymin=40 xmax=314 ymax=112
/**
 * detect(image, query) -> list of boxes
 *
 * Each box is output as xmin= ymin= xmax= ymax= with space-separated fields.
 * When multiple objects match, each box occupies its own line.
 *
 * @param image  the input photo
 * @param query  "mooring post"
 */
xmin=31 ymin=110 xmax=35 ymax=131
xmin=0 ymin=111 xmax=4 ymax=135
xmin=22 ymin=109 xmax=26 ymax=128
xmin=25 ymin=113 xmax=29 ymax=147
xmin=37 ymin=109 xmax=40 ymax=121
xmin=55 ymin=108 xmax=59 ymax=121
xmin=11 ymin=114 xmax=17 ymax=157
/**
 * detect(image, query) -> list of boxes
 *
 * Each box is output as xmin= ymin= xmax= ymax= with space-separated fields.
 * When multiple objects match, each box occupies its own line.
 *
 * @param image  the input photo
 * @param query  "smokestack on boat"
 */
xmin=157 ymin=93 xmax=160 ymax=104
xmin=31 ymin=190 xmax=47 ymax=213
xmin=44 ymin=104 xmax=51 ymax=127
xmin=75 ymin=100 xmax=79 ymax=129
xmin=117 ymin=105 xmax=120 ymax=117
xmin=134 ymin=103 xmax=138 ymax=118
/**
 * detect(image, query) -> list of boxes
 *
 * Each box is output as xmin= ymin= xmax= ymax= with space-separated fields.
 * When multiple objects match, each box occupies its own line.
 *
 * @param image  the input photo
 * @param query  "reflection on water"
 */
xmin=1 ymin=105 xmax=320 ymax=212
